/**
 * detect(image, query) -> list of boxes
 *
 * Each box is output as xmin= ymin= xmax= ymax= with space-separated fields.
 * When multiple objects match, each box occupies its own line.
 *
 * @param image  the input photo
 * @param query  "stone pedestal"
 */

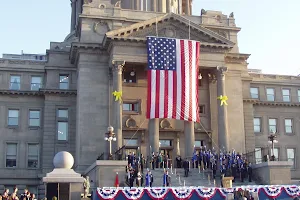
xmin=252 ymin=161 xmax=293 ymax=185
xmin=43 ymin=151 xmax=84 ymax=200
xmin=84 ymin=160 xmax=128 ymax=188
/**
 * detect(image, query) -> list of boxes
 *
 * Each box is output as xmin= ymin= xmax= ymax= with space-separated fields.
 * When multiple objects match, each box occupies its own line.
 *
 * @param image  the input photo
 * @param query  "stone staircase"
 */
xmin=150 ymin=168 xmax=258 ymax=187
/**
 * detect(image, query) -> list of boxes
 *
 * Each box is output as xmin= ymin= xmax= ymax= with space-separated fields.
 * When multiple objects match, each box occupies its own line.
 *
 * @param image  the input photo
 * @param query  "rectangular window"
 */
xmin=59 ymin=75 xmax=69 ymax=89
xmin=268 ymin=118 xmax=277 ymax=133
xmin=250 ymin=87 xmax=259 ymax=99
xmin=57 ymin=109 xmax=68 ymax=141
xmin=28 ymin=144 xmax=39 ymax=168
xmin=195 ymin=140 xmax=204 ymax=147
xmin=8 ymin=109 xmax=19 ymax=126
xmin=273 ymin=148 xmax=279 ymax=161
xmin=253 ymin=117 xmax=261 ymax=133
xmin=123 ymin=102 xmax=139 ymax=112
xmin=255 ymin=148 xmax=262 ymax=164
xmin=6 ymin=143 xmax=17 ymax=168
xmin=199 ymin=105 xmax=205 ymax=114
xmin=10 ymin=75 xmax=21 ymax=90
xmin=58 ymin=122 xmax=68 ymax=141
xmin=287 ymin=148 xmax=295 ymax=168
xmin=266 ymin=88 xmax=275 ymax=101
xmin=124 ymin=139 xmax=138 ymax=146
xmin=29 ymin=110 xmax=40 ymax=127
xmin=285 ymin=119 xmax=293 ymax=133
xmin=159 ymin=140 xmax=172 ymax=147
xmin=123 ymin=69 xmax=137 ymax=83
xmin=31 ymin=76 xmax=42 ymax=91
xmin=298 ymin=90 xmax=300 ymax=102
xmin=282 ymin=89 xmax=290 ymax=102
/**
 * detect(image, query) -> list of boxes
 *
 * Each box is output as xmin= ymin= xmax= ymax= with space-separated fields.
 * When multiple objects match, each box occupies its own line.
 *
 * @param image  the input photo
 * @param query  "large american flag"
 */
xmin=146 ymin=36 xmax=200 ymax=122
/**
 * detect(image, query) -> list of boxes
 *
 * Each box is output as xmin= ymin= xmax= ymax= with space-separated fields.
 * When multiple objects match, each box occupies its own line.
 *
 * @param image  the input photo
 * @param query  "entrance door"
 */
xmin=160 ymin=149 xmax=173 ymax=168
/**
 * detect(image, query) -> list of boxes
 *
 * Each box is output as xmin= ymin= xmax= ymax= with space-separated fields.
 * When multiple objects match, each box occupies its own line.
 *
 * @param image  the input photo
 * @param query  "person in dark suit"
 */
xmin=248 ymin=162 xmax=253 ymax=182
xmin=176 ymin=155 xmax=182 ymax=168
xmin=183 ymin=158 xmax=189 ymax=177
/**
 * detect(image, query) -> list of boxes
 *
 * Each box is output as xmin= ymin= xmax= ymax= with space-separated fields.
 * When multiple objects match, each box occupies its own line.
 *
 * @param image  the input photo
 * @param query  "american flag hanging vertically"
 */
xmin=146 ymin=36 xmax=200 ymax=122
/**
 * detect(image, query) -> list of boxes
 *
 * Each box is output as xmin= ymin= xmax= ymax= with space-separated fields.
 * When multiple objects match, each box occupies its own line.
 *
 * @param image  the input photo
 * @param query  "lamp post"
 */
xmin=104 ymin=126 xmax=116 ymax=160
xmin=268 ymin=131 xmax=278 ymax=161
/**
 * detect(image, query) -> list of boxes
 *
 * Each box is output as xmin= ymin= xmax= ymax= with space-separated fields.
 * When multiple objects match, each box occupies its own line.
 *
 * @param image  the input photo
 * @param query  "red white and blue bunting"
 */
xmin=171 ymin=187 xmax=194 ymax=199
xmin=194 ymin=187 xmax=217 ymax=199
xmin=122 ymin=187 xmax=144 ymax=199
xmin=97 ymin=188 xmax=119 ymax=200
xmin=97 ymin=185 xmax=300 ymax=200
xmin=146 ymin=187 xmax=169 ymax=199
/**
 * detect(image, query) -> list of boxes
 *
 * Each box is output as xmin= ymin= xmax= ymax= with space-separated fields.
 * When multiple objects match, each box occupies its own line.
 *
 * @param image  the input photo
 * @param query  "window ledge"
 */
xmin=27 ymin=167 xmax=39 ymax=170
xmin=284 ymin=133 xmax=295 ymax=136
xmin=123 ymin=111 xmax=140 ymax=115
xmin=5 ymin=166 xmax=17 ymax=169
xmin=7 ymin=125 xmax=19 ymax=129
xmin=28 ymin=126 xmax=40 ymax=130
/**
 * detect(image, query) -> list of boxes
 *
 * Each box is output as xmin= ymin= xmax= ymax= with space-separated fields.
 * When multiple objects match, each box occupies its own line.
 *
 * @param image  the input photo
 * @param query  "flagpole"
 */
xmin=188 ymin=20 xmax=191 ymax=40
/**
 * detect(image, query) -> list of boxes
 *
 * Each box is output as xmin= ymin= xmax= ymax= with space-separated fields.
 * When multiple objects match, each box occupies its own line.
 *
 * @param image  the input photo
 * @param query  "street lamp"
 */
xmin=268 ymin=130 xmax=278 ymax=161
xmin=104 ymin=126 xmax=116 ymax=160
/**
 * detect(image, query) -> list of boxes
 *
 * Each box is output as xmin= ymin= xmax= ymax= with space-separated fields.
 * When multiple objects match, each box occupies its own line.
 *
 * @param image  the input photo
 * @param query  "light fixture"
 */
xmin=107 ymin=126 xmax=114 ymax=132
xmin=198 ymin=73 xmax=202 ymax=80
xmin=130 ymin=70 xmax=135 ymax=77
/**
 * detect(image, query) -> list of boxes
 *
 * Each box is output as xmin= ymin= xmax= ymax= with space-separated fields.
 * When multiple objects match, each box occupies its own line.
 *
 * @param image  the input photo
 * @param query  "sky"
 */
xmin=0 ymin=0 xmax=299 ymax=75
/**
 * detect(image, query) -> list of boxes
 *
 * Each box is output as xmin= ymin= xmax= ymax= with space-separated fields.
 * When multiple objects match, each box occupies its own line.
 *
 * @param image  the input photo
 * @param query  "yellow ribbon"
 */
xmin=112 ymin=91 xmax=122 ymax=102
xmin=217 ymin=95 xmax=228 ymax=106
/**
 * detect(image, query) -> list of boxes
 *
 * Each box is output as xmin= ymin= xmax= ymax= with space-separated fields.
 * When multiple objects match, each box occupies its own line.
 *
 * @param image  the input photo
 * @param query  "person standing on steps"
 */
xmin=145 ymin=169 xmax=151 ymax=187
xmin=163 ymin=170 xmax=170 ymax=187
xmin=248 ymin=162 xmax=253 ymax=182
xmin=183 ymin=158 xmax=189 ymax=177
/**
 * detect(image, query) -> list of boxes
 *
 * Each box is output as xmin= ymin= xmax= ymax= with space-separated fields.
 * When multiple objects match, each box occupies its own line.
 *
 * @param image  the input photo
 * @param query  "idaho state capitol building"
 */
xmin=1 ymin=0 xmax=300 ymax=196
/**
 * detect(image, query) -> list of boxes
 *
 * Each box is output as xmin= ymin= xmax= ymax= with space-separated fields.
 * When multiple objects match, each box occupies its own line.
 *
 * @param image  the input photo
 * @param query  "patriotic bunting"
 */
xmin=146 ymin=187 xmax=169 ymax=199
xmin=171 ymin=187 xmax=194 ymax=199
xmin=194 ymin=187 xmax=217 ymax=199
xmin=97 ymin=188 xmax=119 ymax=200
xmin=122 ymin=187 xmax=144 ymax=199
xmin=97 ymin=185 xmax=300 ymax=200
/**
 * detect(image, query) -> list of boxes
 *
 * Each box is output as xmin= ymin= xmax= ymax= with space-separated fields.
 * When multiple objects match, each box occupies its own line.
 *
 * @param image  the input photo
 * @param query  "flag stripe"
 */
xmin=164 ymin=70 xmax=168 ymax=118
xmin=146 ymin=36 xmax=200 ymax=122
xmin=195 ymin=42 xmax=200 ymax=122
xmin=180 ymin=40 xmax=186 ymax=120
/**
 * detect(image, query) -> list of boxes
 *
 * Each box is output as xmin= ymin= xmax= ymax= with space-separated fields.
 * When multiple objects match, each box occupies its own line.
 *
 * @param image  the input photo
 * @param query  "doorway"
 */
xmin=159 ymin=149 xmax=173 ymax=168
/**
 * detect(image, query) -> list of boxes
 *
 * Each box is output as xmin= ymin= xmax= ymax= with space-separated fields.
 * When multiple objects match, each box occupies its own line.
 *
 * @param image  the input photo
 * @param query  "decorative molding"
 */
xmin=93 ymin=20 xmax=109 ymax=33
xmin=159 ymin=119 xmax=172 ymax=129
xmin=208 ymin=73 xmax=217 ymax=83
xmin=243 ymin=99 xmax=300 ymax=107
xmin=0 ymin=89 xmax=77 ymax=96
xmin=125 ymin=117 xmax=138 ymax=128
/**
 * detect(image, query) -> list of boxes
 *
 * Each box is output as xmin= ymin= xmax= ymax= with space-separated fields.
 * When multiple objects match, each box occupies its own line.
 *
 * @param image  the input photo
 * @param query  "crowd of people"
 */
xmin=0 ymin=188 xmax=37 ymax=200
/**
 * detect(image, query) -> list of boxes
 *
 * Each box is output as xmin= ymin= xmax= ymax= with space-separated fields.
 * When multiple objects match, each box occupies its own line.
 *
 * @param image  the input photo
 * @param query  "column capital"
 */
xmin=112 ymin=60 xmax=125 ymax=74
xmin=217 ymin=66 xmax=228 ymax=75
xmin=208 ymin=73 xmax=217 ymax=83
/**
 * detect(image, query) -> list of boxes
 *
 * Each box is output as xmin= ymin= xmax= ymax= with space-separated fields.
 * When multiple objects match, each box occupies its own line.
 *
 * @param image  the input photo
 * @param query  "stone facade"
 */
xmin=0 ymin=0 xmax=299 ymax=198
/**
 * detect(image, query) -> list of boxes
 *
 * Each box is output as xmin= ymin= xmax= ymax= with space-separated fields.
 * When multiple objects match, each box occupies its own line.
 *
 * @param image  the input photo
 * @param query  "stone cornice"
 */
xmin=0 ymin=59 xmax=45 ymax=71
xmin=243 ymin=99 xmax=300 ymax=107
xmin=202 ymin=24 xmax=241 ymax=31
xmin=105 ymin=36 xmax=232 ymax=50
xmin=250 ymin=73 xmax=300 ymax=82
xmin=0 ymin=90 xmax=43 ymax=96
xmin=70 ymin=42 xmax=105 ymax=64
xmin=0 ymin=89 xmax=77 ymax=96
xmin=41 ymin=89 xmax=77 ymax=95
xmin=225 ymin=53 xmax=251 ymax=64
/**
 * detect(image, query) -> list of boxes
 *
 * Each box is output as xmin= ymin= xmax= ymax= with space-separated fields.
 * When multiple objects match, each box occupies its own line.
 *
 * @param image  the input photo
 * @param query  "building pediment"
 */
xmin=104 ymin=13 xmax=235 ymax=49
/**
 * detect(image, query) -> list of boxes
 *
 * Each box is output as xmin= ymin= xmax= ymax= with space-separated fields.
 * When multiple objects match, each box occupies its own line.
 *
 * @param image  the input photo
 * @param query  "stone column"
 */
xmin=176 ymin=133 xmax=180 ymax=155
xmin=184 ymin=121 xmax=195 ymax=158
xmin=152 ymin=0 xmax=157 ymax=11
xmin=112 ymin=61 xmax=125 ymax=150
xmin=136 ymin=0 xmax=140 ymax=10
xmin=166 ymin=0 xmax=170 ymax=12
xmin=148 ymin=119 xmax=159 ymax=154
xmin=178 ymin=0 xmax=182 ymax=14
xmin=185 ymin=0 xmax=190 ymax=15
xmin=217 ymin=66 xmax=229 ymax=152
xmin=70 ymin=0 xmax=76 ymax=31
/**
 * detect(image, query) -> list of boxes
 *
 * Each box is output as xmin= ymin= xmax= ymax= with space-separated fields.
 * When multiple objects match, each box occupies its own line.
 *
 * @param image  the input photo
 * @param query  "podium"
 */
xmin=222 ymin=177 xmax=234 ymax=188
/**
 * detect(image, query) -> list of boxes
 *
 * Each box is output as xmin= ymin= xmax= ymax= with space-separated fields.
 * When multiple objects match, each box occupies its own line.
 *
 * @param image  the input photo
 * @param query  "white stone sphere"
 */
xmin=53 ymin=151 xmax=74 ymax=169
